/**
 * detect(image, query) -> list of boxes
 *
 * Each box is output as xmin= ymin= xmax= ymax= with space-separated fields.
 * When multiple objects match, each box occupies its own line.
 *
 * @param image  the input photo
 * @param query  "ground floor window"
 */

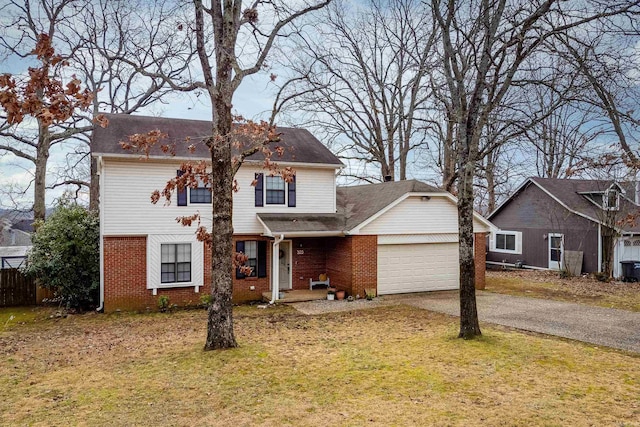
xmin=491 ymin=231 xmax=522 ymax=254
xmin=236 ymin=240 xmax=267 ymax=279
xmin=161 ymin=243 xmax=191 ymax=283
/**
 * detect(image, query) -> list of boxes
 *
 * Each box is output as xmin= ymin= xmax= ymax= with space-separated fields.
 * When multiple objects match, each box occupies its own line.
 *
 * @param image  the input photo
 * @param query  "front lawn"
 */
xmin=1 ymin=304 xmax=638 ymax=426
xmin=486 ymin=269 xmax=640 ymax=312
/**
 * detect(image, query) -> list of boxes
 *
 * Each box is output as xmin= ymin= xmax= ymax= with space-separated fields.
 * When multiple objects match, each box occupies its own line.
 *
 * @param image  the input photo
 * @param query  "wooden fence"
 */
xmin=0 ymin=268 xmax=36 ymax=307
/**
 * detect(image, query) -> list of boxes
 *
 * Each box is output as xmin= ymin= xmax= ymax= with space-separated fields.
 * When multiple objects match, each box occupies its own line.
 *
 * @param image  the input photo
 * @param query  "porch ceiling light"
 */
xmin=421 ymin=196 xmax=431 ymax=201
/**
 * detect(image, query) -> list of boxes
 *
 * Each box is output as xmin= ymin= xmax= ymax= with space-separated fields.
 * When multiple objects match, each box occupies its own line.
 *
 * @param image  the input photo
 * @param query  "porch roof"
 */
xmin=257 ymin=213 xmax=345 ymax=237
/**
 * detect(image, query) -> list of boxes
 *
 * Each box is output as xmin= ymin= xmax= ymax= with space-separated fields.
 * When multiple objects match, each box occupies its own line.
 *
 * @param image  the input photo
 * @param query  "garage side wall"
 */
xmin=350 ymin=235 xmax=377 ymax=298
xmin=326 ymin=237 xmax=352 ymax=292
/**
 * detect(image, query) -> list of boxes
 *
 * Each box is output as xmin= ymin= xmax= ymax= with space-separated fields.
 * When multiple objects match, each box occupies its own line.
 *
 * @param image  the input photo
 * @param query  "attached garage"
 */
xmin=377 ymin=242 xmax=460 ymax=295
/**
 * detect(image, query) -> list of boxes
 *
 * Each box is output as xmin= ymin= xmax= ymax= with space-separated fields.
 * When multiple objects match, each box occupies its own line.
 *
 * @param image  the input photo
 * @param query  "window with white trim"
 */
xmin=265 ymin=176 xmax=286 ymax=205
xmin=491 ymin=231 xmax=522 ymax=254
xmin=161 ymin=243 xmax=191 ymax=283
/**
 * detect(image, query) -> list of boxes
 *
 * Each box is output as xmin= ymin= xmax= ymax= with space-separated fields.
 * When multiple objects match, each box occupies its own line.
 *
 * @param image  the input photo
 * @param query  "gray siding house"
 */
xmin=487 ymin=177 xmax=640 ymax=277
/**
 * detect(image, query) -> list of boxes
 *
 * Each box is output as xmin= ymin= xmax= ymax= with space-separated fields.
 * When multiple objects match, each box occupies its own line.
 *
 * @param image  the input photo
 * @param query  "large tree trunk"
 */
xmin=204 ymin=100 xmax=237 ymax=350
xmin=203 ymin=1 xmax=238 ymax=350
xmin=89 ymin=156 xmax=99 ymax=212
xmin=33 ymin=120 xmax=50 ymax=223
xmin=457 ymin=157 xmax=481 ymax=338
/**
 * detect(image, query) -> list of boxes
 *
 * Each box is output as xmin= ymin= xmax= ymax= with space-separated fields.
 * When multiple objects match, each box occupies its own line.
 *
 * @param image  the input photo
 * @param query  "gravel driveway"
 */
xmin=291 ymin=291 xmax=640 ymax=353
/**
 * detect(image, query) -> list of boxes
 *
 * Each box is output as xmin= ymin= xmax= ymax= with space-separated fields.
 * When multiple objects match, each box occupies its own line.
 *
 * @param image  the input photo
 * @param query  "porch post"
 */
xmin=270 ymin=234 xmax=284 ymax=303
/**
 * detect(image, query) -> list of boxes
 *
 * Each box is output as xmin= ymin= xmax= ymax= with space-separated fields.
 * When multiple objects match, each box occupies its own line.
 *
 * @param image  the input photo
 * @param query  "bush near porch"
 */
xmin=486 ymin=269 xmax=640 ymax=312
xmin=1 ymin=305 xmax=639 ymax=426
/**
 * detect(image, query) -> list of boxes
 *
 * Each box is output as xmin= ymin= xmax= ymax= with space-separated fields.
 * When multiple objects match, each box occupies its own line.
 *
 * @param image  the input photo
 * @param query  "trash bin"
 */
xmin=620 ymin=261 xmax=640 ymax=282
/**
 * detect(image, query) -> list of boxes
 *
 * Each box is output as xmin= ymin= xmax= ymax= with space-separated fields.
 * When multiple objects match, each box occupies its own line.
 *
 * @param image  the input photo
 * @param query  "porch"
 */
xmin=262 ymin=289 xmax=329 ymax=303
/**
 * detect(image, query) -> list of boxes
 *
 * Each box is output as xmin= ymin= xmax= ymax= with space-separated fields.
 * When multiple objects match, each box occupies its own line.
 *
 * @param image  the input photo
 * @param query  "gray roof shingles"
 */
xmin=92 ymin=113 xmax=343 ymax=166
xmin=507 ymin=177 xmax=640 ymax=233
xmin=258 ymin=179 xmax=446 ymax=234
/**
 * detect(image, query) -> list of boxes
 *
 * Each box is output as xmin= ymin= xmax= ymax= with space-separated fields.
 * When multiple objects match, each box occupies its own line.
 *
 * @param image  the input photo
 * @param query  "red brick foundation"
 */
xmin=474 ymin=232 xmax=487 ymax=290
xmin=104 ymin=236 xmax=214 ymax=312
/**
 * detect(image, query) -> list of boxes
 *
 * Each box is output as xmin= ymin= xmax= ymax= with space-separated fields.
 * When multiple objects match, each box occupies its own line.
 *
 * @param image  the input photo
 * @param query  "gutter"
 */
xmin=269 ymin=234 xmax=285 ymax=304
xmin=97 ymin=156 xmax=105 ymax=312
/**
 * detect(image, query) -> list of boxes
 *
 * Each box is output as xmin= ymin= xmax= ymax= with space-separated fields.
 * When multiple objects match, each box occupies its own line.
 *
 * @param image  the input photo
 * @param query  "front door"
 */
xmin=549 ymin=233 xmax=564 ymax=270
xmin=278 ymin=241 xmax=291 ymax=290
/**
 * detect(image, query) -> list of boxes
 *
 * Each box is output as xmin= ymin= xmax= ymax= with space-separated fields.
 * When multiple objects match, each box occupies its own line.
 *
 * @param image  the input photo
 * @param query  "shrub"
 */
xmin=200 ymin=294 xmax=212 ymax=308
xmin=158 ymin=295 xmax=170 ymax=312
xmin=22 ymin=202 xmax=99 ymax=310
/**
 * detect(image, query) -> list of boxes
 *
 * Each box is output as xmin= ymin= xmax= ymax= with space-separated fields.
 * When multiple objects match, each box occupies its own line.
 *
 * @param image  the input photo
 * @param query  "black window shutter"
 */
xmin=288 ymin=175 xmax=296 ymax=207
xmin=257 ymin=241 xmax=267 ymax=278
xmin=255 ymin=173 xmax=264 ymax=207
xmin=235 ymin=241 xmax=245 ymax=279
xmin=177 ymin=170 xmax=187 ymax=206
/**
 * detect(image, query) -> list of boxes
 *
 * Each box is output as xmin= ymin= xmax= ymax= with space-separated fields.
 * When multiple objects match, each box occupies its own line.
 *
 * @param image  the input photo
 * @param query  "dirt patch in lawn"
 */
xmin=1 ymin=305 xmax=639 ymax=426
xmin=486 ymin=269 xmax=640 ymax=312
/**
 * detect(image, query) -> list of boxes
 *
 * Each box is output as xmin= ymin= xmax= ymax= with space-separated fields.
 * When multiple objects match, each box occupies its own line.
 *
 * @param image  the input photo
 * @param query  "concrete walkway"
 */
xmin=292 ymin=291 xmax=640 ymax=353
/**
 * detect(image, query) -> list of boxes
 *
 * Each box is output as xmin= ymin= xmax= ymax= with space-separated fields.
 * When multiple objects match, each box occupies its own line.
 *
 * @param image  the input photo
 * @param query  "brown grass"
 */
xmin=486 ymin=269 xmax=640 ymax=312
xmin=1 ymin=304 xmax=639 ymax=426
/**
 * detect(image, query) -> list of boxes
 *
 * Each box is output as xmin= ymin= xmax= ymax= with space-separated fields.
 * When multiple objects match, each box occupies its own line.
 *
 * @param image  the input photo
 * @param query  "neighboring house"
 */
xmin=487 ymin=177 xmax=640 ymax=277
xmin=0 ymin=218 xmax=32 ymax=268
xmin=93 ymin=114 xmax=493 ymax=312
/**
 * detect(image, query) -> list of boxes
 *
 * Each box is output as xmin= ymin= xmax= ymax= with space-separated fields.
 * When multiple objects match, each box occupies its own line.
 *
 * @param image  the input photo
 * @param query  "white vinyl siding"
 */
xmin=360 ymin=196 xmax=490 ymax=235
xmin=377 ymin=243 xmax=459 ymax=294
xmin=147 ymin=234 xmax=203 ymax=291
xmin=102 ymin=159 xmax=337 ymax=235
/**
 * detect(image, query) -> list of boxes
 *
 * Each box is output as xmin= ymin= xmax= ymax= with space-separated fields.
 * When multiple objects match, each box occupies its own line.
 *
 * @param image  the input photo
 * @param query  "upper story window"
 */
xmin=190 ymin=186 xmax=211 ymax=204
xmin=603 ymin=189 xmax=619 ymax=211
xmin=266 ymin=176 xmax=286 ymax=205
xmin=255 ymin=173 xmax=296 ymax=207
xmin=490 ymin=231 xmax=522 ymax=254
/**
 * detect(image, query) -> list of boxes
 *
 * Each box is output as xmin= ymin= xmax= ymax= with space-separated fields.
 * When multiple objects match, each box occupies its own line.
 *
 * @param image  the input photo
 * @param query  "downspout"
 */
xmin=270 ymin=234 xmax=285 ymax=304
xmin=96 ymin=156 xmax=105 ymax=312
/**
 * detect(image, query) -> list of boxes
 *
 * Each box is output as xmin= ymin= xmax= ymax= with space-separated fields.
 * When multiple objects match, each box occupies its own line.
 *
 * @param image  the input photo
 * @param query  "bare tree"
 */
xmin=431 ymin=0 xmax=640 ymax=339
xmin=272 ymin=0 xmax=437 ymax=182
xmin=0 ymin=0 xmax=93 ymax=222
xmin=116 ymin=0 xmax=331 ymax=350
xmin=0 ymin=0 xmax=188 ymax=214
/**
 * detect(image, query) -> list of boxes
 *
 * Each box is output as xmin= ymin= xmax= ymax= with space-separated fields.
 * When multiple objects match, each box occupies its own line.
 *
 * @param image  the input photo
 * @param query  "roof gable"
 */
xmin=491 ymin=177 xmax=640 ymax=233
xmin=92 ymin=114 xmax=344 ymax=167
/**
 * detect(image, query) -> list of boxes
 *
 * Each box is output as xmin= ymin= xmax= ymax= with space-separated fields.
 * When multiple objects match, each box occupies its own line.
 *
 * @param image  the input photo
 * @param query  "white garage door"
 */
xmin=377 ymin=243 xmax=460 ymax=295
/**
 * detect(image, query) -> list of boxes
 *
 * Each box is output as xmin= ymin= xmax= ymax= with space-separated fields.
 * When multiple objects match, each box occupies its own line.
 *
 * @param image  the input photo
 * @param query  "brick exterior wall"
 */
xmin=104 ymin=232 xmax=485 ymax=311
xmin=325 ymin=235 xmax=377 ymax=297
xmin=350 ymin=235 xmax=378 ymax=298
xmin=474 ymin=232 xmax=487 ymax=290
xmin=104 ymin=236 xmax=214 ymax=312
xmin=326 ymin=237 xmax=352 ymax=292
xmin=291 ymin=238 xmax=327 ymax=290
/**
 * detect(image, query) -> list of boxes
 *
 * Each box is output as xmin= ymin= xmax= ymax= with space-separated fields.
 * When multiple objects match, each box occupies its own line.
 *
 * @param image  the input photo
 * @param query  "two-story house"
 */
xmin=487 ymin=177 xmax=640 ymax=277
xmin=93 ymin=114 xmax=493 ymax=312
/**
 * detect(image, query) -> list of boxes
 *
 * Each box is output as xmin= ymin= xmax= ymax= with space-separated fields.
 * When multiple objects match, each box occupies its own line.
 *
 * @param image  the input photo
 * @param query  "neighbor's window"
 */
xmin=161 ymin=243 xmax=191 ymax=283
xmin=603 ymin=189 xmax=619 ymax=211
xmin=266 ymin=176 xmax=285 ymax=205
xmin=245 ymin=241 xmax=258 ymax=277
xmin=492 ymin=231 xmax=521 ymax=254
